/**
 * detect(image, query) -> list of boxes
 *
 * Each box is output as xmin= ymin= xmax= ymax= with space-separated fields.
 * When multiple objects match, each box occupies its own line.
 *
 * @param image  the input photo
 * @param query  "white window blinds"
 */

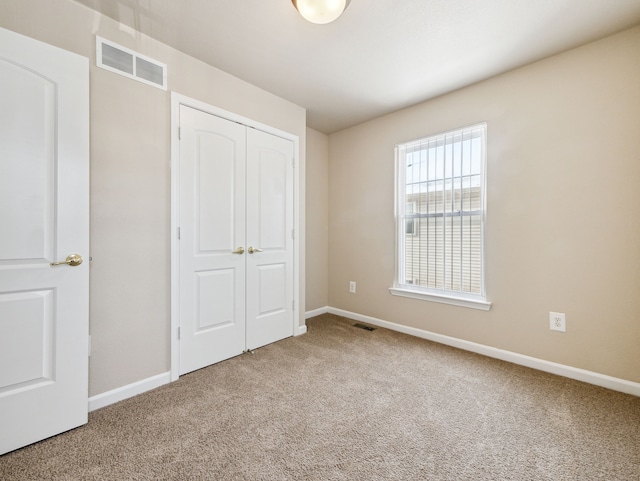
xmin=395 ymin=123 xmax=487 ymax=303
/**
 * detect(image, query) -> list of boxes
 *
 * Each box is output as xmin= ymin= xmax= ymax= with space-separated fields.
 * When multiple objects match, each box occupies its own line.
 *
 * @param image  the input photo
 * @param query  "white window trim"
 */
xmin=392 ymin=123 xmax=490 ymax=310
xmin=389 ymin=286 xmax=491 ymax=311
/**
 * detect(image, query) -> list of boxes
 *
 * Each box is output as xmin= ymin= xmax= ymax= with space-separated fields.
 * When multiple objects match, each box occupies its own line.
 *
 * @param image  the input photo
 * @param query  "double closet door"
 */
xmin=178 ymin=106 xmax=294 ymax=375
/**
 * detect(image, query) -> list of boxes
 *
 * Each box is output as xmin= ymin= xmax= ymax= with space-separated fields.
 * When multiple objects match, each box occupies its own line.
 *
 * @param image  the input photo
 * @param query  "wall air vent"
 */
xmin=96 ymin=36 xmax=167 ymax=90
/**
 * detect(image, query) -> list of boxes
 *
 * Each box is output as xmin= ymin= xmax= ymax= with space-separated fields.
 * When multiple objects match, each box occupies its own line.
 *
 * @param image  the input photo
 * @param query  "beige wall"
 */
xmin=328 ymin=26 xmax=640 ymax=383
xmin=1 ymin=0 xmax=306 ymax=396
xmin=305 ymin=128 xmax=329 ymax=311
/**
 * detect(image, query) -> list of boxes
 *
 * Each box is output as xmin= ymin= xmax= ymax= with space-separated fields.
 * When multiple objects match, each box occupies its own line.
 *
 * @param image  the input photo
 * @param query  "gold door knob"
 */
xmin=248 ymin=247 xmax=263 ymax=254
xmin=50 ymin=254 xmax=83 ymax=267
xmin=231 ymin=247 xmax=245 ymax=255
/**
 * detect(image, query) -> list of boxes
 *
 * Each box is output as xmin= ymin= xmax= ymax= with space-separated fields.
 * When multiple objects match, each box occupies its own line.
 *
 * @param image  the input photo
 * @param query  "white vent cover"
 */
xmin=96 ymin=37 xmax=167 ymax=90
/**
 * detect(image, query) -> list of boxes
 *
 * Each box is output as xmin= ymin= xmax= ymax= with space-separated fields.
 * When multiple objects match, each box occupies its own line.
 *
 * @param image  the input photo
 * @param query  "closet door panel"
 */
xmin=245 ymin=128 xmax=294 ymax=350
xmin=179 ymin=106 xmax=246 ymax=374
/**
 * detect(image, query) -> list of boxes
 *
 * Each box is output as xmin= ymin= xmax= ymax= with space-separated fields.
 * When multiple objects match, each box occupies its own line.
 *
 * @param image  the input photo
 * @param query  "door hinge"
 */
xmin=177 ymin=326 xmax=181 ymax=340
xmin=292 ymin=300 xmax=295 ymax=311
xmin=177 ymin=227 xmax=181 ymax=239
xmin=292 ymin=157 xmax=295 ymax=168
xmin=178 ymin=126 xmax=181 ymax=140
xmin=291 ymin=229 xmax=295 ymax=240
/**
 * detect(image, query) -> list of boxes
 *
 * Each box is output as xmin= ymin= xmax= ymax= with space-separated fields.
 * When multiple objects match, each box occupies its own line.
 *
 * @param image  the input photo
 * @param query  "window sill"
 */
xmin=389 ymin=287 xmax=492 ymax=311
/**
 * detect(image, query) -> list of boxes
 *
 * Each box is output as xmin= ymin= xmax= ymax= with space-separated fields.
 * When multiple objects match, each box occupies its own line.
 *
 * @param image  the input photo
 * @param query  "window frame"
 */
xmin=390 ymin=123 xmax=491 ymax=311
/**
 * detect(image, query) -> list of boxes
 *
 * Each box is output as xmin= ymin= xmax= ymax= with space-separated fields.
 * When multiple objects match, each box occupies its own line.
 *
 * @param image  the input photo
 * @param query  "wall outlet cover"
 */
xmin=550 ymin=312 xmax=566 ymax=332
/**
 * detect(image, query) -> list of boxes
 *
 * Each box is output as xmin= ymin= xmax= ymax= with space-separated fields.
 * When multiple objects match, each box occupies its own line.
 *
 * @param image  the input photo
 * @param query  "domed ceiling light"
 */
xmin=292 ymin=0 xmax=351 ymax=24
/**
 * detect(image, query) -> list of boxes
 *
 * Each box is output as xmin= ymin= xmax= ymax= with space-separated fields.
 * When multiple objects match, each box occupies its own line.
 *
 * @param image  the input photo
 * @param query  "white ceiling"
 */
xmin=73 ymin=0 xmax=640 ymax=133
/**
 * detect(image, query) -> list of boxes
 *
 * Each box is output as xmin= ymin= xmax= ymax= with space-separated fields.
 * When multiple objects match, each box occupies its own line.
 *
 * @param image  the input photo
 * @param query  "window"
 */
xmin=405 ymin=202 xmax=416 ymax=235
xmin=390 ymin=123 xmax=490 ymax=310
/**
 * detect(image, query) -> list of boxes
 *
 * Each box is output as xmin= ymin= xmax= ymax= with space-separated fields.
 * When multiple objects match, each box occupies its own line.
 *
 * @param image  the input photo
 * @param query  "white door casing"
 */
xmin=0 ymin=28 xmax=89 ymax=455
xmin=174 ymin=100 xmax=296 ymax=376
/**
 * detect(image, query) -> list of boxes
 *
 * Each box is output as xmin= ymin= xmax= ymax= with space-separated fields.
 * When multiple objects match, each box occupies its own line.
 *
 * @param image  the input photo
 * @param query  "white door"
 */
xmin=0 ymin=28 xmax=89 ymax=455
xmin=246 ymin=128 xmax=294 ymax=349
xmin=178 ymin=106 xmax=294 ymax=375
xmin=178 ymin=106 xmax=247 ymax=374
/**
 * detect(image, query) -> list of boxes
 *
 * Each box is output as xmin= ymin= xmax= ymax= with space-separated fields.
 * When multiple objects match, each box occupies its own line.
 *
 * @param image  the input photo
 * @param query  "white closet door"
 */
xmin=178 ymin=106 xmax=294 ymax=373
xmin=179 ymin=106 xmax=246 ymax=375
xmin=245 ymin=128 xmax=294 ymax=350
xmin=0 ymin=28 xmax=89 ymax=455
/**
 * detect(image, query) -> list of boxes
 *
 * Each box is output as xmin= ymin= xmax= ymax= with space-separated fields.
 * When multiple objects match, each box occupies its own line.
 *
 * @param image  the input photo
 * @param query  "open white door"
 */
xmin=0 ymin=28 xmax=89 ymax=455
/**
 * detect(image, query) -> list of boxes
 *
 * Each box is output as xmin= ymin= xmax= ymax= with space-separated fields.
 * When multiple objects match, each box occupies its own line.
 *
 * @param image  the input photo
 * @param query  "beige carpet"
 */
xmin=1 ymin=313 xmax=639 ymax=480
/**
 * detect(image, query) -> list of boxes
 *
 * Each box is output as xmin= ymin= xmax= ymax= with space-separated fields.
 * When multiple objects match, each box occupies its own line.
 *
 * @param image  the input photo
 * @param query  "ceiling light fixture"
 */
xmin=292 ymin=0 xmax=351 ymax=24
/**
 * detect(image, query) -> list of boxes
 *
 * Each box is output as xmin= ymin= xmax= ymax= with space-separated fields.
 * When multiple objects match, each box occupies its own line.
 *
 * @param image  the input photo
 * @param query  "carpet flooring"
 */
xmin=1 ymin=313 xmax=639 ymax=480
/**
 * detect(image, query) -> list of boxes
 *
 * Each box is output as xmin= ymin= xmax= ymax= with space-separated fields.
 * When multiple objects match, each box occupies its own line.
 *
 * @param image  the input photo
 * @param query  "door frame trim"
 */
xmin=169 ymin=92 xmax=301 ymax=381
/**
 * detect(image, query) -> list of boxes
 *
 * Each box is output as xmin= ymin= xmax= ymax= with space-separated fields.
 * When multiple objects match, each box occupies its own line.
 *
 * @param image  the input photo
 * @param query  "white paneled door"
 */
xmin=178 ymin=107 xmax=247 ymax=374
xmin=178 ymin=106 xmax=294 ymax=375
xmin=245 ymin=128 xmax=294 ymax=350
xmin=0 ymin=28 xmax=89 ymax=455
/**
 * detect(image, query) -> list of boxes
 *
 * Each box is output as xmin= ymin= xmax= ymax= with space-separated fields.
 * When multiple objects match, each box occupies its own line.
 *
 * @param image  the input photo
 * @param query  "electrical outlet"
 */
xmin=549 ymin=312 xmax=566 ymax=332
xmin=349 ymin=281 xmax=356 ymax=293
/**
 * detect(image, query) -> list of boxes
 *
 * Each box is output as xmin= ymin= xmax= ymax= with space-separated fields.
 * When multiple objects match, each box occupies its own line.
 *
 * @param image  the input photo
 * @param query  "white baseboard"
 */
xmin=87 ymin=307 xmax=638 ymax=412
xmin=305 ymin=306 xmax=329 ymax=319
xmin=88 ymin=371 xmax=171 ymax=412
xmin=328 ymin=307 xmax=640 ymax=397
